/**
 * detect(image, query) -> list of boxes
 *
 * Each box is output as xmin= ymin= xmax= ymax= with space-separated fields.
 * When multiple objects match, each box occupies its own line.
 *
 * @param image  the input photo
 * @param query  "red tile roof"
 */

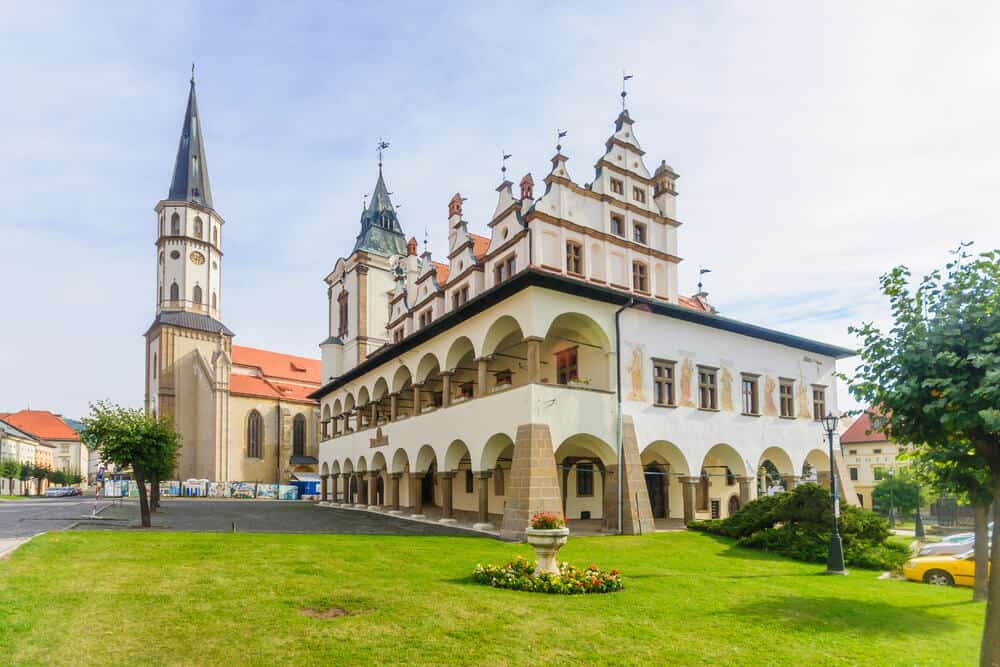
xmin=470 ymin=234 xmax=490 ymax=260
xmin=231 ymin=345 xmax=321 ymax=383
xmin=678 ymin=294 xmax=716 ymax=313
xmin=433 ymin=262 xmax=450 ymax=285
xmin=0 ymin=410 xmax=80 ymax=441
xmin=229 ymin=374 xmax=318 ymax=405
xmin=840 ymin=410 xmax=889 ymax=444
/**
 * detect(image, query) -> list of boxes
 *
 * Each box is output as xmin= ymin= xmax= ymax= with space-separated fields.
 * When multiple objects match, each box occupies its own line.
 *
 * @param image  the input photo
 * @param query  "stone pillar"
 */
xmin=356 ymin=407 xmax=366 ymax=431
xmin=499 ymin=423 xmax=563 ymax=541
xmin=738 ymin=476 xmax=754 ymax=506
xmin=342 ymin=413 xmax=351 ymax=433
xmin=389 ymin=472 xmax=403 ymax=513
xmin=781 ymin=474 xmax=798 ymax=491
xmin=440 ymin=371 xmax=453 ymax=408
xmin=367 ymin=471 xmax=379 ymax=508
xmin=413 ymin=384 xmax=422 ymax=415
xmin=390 ymin=393 xmax=398 ymax=421
xmin=680 ymin=476 xmax=700 ymax=525
xmin=334 ymin=473 xmax=343 ymax=503
xmin=438 ymin=471 xmax=456 ymax=523
xmin=525 ymin=337 xmax=543 ymax=383
xmin=370 ymin=403 xmax=378 ymax=426
xmin=618 ymin=416 xmax=656 ymax=535
xmin=476 ymin=358 xmax=489 ymax=397
xmin=474 ymin=471 xmax=493 ymax=529
xmin=817 ymin=470 xmax=832 ymax=487
xmin=355 ymin=473 xmax=366 ymax=506
xmin=320 ymin=474 xmax=329 ymax=502
xmin=410 ymin=472 xmax=424 ymax=517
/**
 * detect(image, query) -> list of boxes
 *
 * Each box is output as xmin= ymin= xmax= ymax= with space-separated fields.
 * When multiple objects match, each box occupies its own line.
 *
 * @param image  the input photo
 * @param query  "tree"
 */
xmin=871 ymin=470 xmax=922 ymax=517
xmin=80 ymin=401 xmax=180 ymax=528
xmin=847 ymin=246 xmax=1000 ymax=666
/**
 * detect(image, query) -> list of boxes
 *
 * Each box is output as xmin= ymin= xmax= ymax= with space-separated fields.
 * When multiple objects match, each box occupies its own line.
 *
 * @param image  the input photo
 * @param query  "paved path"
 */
xmin=0 ymin=497 xmax=111 ymax=539
xmin=72 ymin=499 xmax=487 ymax=537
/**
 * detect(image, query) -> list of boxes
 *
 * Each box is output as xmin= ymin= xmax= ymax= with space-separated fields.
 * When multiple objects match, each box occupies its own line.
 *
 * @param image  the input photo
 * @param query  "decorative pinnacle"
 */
xmin=621 ymin=71 xmax=633 ymax=111
xmin=556 ymin=129 xmax=567 ymax=153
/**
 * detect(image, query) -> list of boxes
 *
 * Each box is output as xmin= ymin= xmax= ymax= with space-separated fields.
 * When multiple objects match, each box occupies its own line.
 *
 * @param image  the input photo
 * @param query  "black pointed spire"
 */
xmin=168 ymin=72 xmax=213 ymax=208
xmin=353 ymin=164 xmax=407 ymax=256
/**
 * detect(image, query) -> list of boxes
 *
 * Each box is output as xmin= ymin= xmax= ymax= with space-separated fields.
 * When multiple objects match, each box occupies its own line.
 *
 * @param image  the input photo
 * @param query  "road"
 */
xmin=0 ymin=496 xmax=111 ymax=539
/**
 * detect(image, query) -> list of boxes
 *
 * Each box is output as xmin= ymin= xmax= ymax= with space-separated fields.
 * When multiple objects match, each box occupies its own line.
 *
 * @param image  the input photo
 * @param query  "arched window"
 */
xmin=211 ymin=291 xmax=217 ymax=310
xmin=159 ymin=252 xmax=164 ymax=265
xmin=193 ymin=285 xmax=203 ymax=305
xmin=212 ymin=227 xmax=218 ymax=246
xmin=169 ymin=281 xmax=179 ymax=301
xmin=293 ymin=414 xmax=306 ymax=457
xmin=194 ymin=217 xmax=203 ymax=239
xmin=247 ymin=410 xmax=263 ymax=458
xmin=158 ymin=285 xmax=163 ymax=302
xmin=152 ymin=353 xmax=157 ymax=379
xmin=170 ymin=212 xmax=180 ymax=235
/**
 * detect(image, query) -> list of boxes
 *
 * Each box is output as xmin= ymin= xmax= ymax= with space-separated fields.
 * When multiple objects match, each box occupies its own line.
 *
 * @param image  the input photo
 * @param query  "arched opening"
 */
xmin=555 ymin=434 xmax=616 ymax=530
xmin=391 ymin=448 xmax=411 ymax=509
xmin=356 ymin=386 xmax=371 ymax=429
xmin=170 ymin=212 xmax=180 ymax=235
xmin=355 ymin=455 xmax=369 ymax=505
xmin=803 ymin=449 xmax=830 ymax=485
xmin=169 ymin=282 xmax=179 ymax=302
xmin=640 ymin=440 xmax=691 ymax=522
xmin=480 ymin=432 xmax=514 ymax=520
xmin=246 ymin=410 xmax=263 ymax=459
xmin=415 ymin=353 xmax=443 ymax=413
xmin=699 ymin=444 xmax=749 ymax=519
xmin=371 ymin=377 xmax=390 ymax=425
xmin=481 ymin=316 xmax=526 ymax=394
xmin=392 ymin=366 xmax=413 ymax=418
xmin=445 ymin=337 xmax=478 ymax=404
xmin=758 ymin=446 xmax=795 ymax=495
xmin=542 ymin=312 xmax=612 ymax=390
xmin=292 ymin=414 xmax=306 ymax=457
xmin=211 ymin=292 xmax=217 ymax=311
xmin=341 ymin=459 xmax=354 ymax=503
xmin=193 ymin=285 xmax=203 ymax=306
xmin=212 ymin=227 xmax=218 ymax=246
xmin=343 ymin=394 xmax=356 ymax=432
xmin=415 ymin=445 xmax=438 ymax=508
xmin=194 ymin=217 xmax=203 ymax=239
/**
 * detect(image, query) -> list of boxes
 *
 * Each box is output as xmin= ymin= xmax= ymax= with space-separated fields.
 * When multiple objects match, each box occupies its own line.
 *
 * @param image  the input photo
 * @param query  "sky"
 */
xmin=1 ymin=1 xmax=998 ymax=419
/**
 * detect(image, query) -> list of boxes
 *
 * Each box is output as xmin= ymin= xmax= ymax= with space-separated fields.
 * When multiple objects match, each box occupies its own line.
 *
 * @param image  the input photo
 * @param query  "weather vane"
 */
xmin=621 ymin=71 xmax=633 ymax=111
xmin=377 ymin=138 xmax=390 ymax=168
xmin=698 ymin=266 xmax=712 ymax=293
xmin=556 ymin=129 xmax=567 ymax=153
xmin=363 ymin=193 xmax=369 ymax=209
xmin=190 ymin=62 xmax=196 ymax=84
xmin=501 ymin=151 xmax=512 ymax=179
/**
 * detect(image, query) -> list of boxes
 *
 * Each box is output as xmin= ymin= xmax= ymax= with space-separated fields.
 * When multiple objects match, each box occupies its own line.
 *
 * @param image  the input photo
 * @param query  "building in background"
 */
xmin=143 ymin=74 xmax=320 ymax=483
xmin=840 ymin=409 xmax=910 ymax=508
xmin=0 ymin=410 xmax=83 ymax=474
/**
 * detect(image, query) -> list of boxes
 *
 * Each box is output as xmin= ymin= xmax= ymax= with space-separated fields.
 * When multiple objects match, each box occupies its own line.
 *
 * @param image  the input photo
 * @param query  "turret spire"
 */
xmin=168 ymin=73 xmax=213 ymax=208
xmin=352 ymin=164 xmax=407 ymax=257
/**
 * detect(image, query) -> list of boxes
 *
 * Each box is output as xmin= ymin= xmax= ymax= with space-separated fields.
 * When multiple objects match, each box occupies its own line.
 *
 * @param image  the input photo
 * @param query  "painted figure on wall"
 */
xmin=720 ymin=368 xmax=734 ymax=412
xmin=627 ymin=344 xmax=645 ymax=401
xmin=797 ymin=381 xmax=811 ymax=419
xmin=680 ymin=359 xmax=694 ymax=407
xmin=763 ymin=376 xmax=778 ymax=416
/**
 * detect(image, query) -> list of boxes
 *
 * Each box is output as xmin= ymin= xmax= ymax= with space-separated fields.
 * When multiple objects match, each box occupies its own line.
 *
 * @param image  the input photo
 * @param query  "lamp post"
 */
xmin=913 ymin=481 xmax=926 ymax=539
xmin=821 ymin=412 xmax=848 ymax=575
xmin=887 ymin=469 xmax=896 ymax=529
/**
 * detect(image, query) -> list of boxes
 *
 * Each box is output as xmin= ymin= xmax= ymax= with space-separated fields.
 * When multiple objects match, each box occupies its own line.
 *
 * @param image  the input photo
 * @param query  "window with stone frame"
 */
xmin=610 ymin=213 xmax=625 ymax=237
xmin=292 ymin=414 xmax=306 ymax=457
xmin=779 ymin=379 xmax=795 ymax=417
xmin=873 ymin=466 xmax=887 ymax=481
xmin=566 ymin=241 xmax=583 ymax=275
xmin=247 ymin=410 xmax=263 ymax=458
xmin=494 ymin=255 xmax=516 ymax=283
xmin=170 ymin=212 xmax=180 ymax=235
xmin=418 ymin=309 xmax=433 ymax=329
xmin=850 ymin=467 xmax=859 ymax=481
xmin=170 ymin=282 xmax=179 ymax=301
xmin=194 ymin=217 xmax=203 ymax=239
xmin=741 ymin=374 xmax=760 ymax=415
xmin=632 ymin=261 xmax=649 ymax=293
xmin=698 ymin=366 xmax=719 ymax=410
xmin=337 ymin=293 xmax=349 ymax=338
xmin=555 ymin=347 xmax=579 ymax=385
xmin=812 ymin=385 xmax=827 ymax=420
xmin=452 ymin=285 xmax=470 ymax=309
xmin=633 ymin=186 xmax=646 ymax=203
xmin=633 ymin=221 xmax=647 ymax=244
xmin=392 ymin=327 xmax=404 ymax=344
xmin=610 ymin=178 xmax=624 ymax=195
xmin=576 ymin=462 xmax=595 ymax=496
xmin=652 ymin=359 xmax=675 ymax=406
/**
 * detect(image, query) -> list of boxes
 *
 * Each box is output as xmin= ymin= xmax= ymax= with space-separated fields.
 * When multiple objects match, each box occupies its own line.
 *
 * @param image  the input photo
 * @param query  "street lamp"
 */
xmin=887 ymin=469 xmax=896 ymax=529
xmin=821 ymin=412 xmax=848 ymax=575
xmin=913 ymin=480 xmax=926 ymax=539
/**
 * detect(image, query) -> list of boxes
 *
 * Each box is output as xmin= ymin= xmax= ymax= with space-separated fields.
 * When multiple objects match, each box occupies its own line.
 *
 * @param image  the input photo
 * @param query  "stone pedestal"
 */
xmin=781 ymin=474 xmax=798 ymax=491
xmin=526 ymin=527 xmax=569 ymax=576
xmin=500 ymin=423 xmax=563 ymax=541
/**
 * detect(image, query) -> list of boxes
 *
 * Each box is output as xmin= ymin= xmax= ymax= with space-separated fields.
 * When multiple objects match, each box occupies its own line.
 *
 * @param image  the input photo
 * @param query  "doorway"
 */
xmin=644 ymin=463 xmax=667 ymax=518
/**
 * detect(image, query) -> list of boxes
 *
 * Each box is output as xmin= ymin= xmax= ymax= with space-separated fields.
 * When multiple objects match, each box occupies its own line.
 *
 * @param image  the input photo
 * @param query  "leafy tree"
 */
xmin=847 ymin=246 xmax=1000 ymax=665
xmin=871 ymin=469 xmax=922 ymax=517
xmin=80 ymin=401 xmax=180 ymax=528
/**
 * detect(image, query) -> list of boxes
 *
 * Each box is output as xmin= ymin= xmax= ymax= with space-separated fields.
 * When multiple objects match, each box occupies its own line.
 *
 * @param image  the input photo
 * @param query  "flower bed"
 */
xmin=473 ymin=556 xmax=623 ymax=594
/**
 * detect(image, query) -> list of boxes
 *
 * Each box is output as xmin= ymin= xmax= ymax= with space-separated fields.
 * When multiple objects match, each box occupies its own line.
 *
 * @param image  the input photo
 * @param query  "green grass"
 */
xmin=0 ymin=531 xmax=984 ymax=666
xmin=0 ymin=495 xmax=31 ymax=501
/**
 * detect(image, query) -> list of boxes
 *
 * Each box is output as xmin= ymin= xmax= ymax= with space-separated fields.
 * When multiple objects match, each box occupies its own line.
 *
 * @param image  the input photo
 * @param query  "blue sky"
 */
xmin=1 ymin=2 xmax=998 ymax=418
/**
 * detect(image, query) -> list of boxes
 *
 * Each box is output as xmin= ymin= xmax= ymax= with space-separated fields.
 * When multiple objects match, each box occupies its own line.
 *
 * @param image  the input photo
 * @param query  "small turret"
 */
xmin=653 ymin=160 xmax=679 ymax=219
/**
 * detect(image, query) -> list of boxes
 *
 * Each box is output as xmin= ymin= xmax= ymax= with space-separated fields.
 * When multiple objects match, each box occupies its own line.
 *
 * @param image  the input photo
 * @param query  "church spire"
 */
xmin=352 ymin=147 xmax=407 ymax=257
xmin=168 ymin=70 xmax=214 ymax=209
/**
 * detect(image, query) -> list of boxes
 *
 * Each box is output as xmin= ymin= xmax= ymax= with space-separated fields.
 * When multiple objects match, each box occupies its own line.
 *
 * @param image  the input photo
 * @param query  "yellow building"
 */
xmin=840 ymin=410 xmax=909 ymax=509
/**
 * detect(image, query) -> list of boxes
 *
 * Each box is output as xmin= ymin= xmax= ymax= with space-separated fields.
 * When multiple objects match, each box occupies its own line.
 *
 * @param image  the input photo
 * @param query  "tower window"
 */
xmin=211 ymin=292 xmax=217 ymax=310
xmin=633 ymin=222 xmax=647 ymax=244
xmin=247 ymin=410 xmax=263 ymax=458
xmin=633 ymin=186 xmax=646 ymax=203
xmin=337 ymin=293 xmax=349 ymax=338
xmin=610 ymin=178 xmax=624 ymax=195
xmin=610 ymin=214 xmax=625 ymax=237
xmin=153 ymin=353 xmax=157 ymax=380
xmin=193 ymin=285 xmax=203 ymax=305
xmin=194 ymin=217 xmax=203 ymax=239
xmin=170 ymin=212 xmax=180 ymax=235
xmin=213 ymin=227 xmax=219 ymax=246
xmin=169 ymin=282 xmax=179 ymax=301
xmin=293 ymin=414 xmax=306 ymax=457
xmin=632 ymin=261 xmax=648 ymax=293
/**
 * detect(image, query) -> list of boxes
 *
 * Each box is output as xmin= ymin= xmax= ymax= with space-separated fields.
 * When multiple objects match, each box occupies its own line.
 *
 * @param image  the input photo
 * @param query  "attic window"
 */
xmin=610 ymin=178 xmax=624 ymax=195
xmin=290 ymin=362 xmax=307 ymax=373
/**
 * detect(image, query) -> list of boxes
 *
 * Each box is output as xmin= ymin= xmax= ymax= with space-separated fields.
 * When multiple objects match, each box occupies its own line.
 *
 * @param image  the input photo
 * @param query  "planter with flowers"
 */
xmin=473 ymin=556 xmax=623 ymax=595
xmin=525 ymin=512 xmax=570 ymax=576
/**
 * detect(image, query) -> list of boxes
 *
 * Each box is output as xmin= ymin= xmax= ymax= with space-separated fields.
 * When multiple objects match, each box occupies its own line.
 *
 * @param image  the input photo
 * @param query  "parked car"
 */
xmin=903 ymin=550 xmax=990 ymax=587
xmin=918 ymin=538 xmax=974 ymax=557
xmin=939 ymin=522 xmax=993 ymax=543
xmin=45 ymin=487 xmax=82 ymax=497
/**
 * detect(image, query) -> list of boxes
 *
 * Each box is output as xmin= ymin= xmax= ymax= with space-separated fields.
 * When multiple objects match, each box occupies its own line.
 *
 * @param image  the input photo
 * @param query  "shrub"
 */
xmin=473 ymin=556 xmax=623 ymax=594
xmin=529 ymin=512 xmax=565 ymax=530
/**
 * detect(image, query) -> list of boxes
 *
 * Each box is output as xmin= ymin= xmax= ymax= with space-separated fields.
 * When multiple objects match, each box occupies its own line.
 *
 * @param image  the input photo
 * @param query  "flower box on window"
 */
xmin=495 ymin=370 xmax=513 ymax=389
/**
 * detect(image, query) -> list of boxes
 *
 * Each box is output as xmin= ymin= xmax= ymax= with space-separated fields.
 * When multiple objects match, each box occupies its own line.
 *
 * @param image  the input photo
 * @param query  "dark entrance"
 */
xmin=376 ymin=476 xmax=385 ymax=505
xmin=421 ymin=462 xmax=437 ymax=506
xmin=644 ymin=463 xmax=667 ymax=518
xmin=728 ymin=495 xmax=741 ymax=516
xmin=348 ymin=476 xmax=357 ymax=503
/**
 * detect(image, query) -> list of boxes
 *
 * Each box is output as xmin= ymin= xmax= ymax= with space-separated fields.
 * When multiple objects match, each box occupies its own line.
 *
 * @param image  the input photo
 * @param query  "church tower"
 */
xmin=145 ymin=72 xmax=233 ymax=481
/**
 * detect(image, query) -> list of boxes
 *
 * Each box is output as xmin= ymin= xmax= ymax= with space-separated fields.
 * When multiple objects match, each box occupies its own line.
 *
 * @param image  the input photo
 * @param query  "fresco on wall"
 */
xmin=797 ymin=381 xmax=812 ymax=419
xmin=627 ymin=344 xmax=646 ymax=401
xmin=763 ymin=376 xmax=778 ymax=416
xmin=720 ymin=368 xmax=734 ymax=412
xmin=679 ymin=359 xmax=694 ymax=407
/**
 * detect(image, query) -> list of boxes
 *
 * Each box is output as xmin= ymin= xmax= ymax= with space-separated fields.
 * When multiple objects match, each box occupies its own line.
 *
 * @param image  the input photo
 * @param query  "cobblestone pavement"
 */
xmin=72 ymin=498 xmax=487 ymax=537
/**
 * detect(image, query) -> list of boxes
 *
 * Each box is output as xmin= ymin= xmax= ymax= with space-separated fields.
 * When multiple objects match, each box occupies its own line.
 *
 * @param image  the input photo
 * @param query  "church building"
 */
xmin=143 ymin=75 xmax=321 ymax=483
xmin=312 ymin=103 xmax=857 ymax=539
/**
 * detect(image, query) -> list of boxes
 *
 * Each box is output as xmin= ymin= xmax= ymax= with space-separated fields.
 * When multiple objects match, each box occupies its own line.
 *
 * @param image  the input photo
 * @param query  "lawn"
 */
xmin=0 ymin=530 xmax=984 ymax=666
xmin=0 ymin=495 xmax=31 ymax=501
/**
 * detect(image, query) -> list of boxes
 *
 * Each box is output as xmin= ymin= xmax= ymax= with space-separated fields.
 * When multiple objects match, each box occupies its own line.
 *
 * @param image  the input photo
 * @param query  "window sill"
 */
xmin=778 ymin=415 xmax=797 ymax=420
xmin=741 ymin=412 xmax=761 ymax=418
xmin=653 ymin=403 xmax=677 ymax=409
xmin=698 ymin=407 xmax=720 ymax=413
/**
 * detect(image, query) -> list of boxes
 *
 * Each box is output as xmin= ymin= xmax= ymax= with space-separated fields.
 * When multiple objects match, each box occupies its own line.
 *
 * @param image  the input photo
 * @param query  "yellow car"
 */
xmin=903 ymin=550 xmax=990 ymax=587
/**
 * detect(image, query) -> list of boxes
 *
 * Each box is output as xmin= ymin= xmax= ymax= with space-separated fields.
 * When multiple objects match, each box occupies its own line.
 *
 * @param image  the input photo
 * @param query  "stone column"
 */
xmin=413 ymin=384 xmax=422 ymax=415
xmin=474 ymin=471 xmax=493 ymax=530
xmin=342 ymin=413 xmax=351 ymax=433
xmin=355 ymin=473 xmax=366 ymax=506
xmin=410 ymin=472 xmax=424 ymax=517
xmin=499 ymin=423 xmax=563 ymax=541
xmin=738 ymin=476 xmax=754 ymax=506
xmin=438 ymin=471 xmax=456 ymax=523
xmin=370 ymin=403 xmax=378 ymax=426
xmin=334 ymin=473 xmax=343 ymax=503
xmin=390 ymin=393 xmax=398 ymax=421
xmin=367 ymin=471 xmax=379 ymax=509
xmin=320 ymin=474 xmax=329 ymax=502
xmin=476 ymin=358 xmax=490 ymax=397
xmin=440 ymin=371 xmax=453 ymax=408
xmin=356 ymin=407 xmax=366 ymax=430
xmin=389 ymin=472 xmax=403 ymax=513
xmin=680 ymin=476 xmax=700 ymax=525
xmin=525 ymin=337 xmax=543 ymax=383
xmin=781 ymin=474 xmax=797 ymax=491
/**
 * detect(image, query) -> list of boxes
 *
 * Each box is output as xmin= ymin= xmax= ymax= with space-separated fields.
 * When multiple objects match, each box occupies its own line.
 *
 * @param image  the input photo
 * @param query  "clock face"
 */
xmin=190 ymin=251 xmax=206 ymax=265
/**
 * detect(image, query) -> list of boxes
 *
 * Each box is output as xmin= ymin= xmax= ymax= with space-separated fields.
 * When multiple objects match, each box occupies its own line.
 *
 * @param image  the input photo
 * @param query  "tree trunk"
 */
xmin=134 ymin=468 xmax=151 ymax=528
xmin=974 ymin=502 xmax=990 ymax=602
xmin=981 ymin=478 xmax=1000 ymax=667
xmin=150 ymin=473 xmax=161 ymax=511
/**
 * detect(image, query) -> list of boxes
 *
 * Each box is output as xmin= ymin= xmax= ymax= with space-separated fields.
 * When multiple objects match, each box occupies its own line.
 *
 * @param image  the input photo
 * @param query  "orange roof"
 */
xmin=433 ymin=262 xmax=450 ymax=285
xmin=0 ymin=410 xmax=80 ymax=441
xmin=470 ymin=234 xmax=490 ymax=260
xmin=840 ymin=410 xmax=889 ymax=444
xmin=230 ymin=374 xmax=318 ymax=405
xmin=231 ymin=345 xmax=321 ymax=384
xmin=678 ymin=294 xmax=715 ymax=312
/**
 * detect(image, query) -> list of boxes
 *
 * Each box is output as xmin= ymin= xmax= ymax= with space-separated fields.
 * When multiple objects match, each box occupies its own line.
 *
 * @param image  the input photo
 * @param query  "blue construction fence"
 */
xmin=101 ymin=479 xmax=320 ymax=500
